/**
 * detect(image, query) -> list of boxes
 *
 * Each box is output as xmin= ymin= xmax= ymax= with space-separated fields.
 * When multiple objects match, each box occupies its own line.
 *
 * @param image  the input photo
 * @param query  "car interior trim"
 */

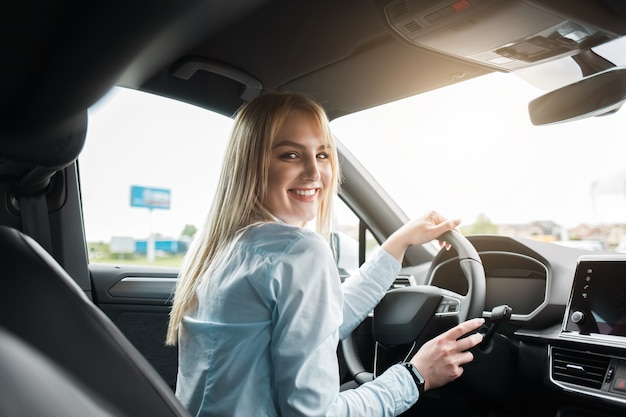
xmin=170 ymin=57 xmax=263 ymax=101
xmin=109 ymin=277 xmax=178 ymax=300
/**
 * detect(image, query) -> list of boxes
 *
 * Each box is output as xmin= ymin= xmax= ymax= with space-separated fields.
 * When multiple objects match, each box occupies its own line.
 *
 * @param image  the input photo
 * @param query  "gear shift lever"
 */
xmin=479 ymin=304 xmax=512 ymax=350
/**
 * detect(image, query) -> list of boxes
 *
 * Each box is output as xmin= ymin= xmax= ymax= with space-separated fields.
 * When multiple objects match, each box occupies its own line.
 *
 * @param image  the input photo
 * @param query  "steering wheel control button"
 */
xmin=436 ymin=296 xmax=460 ymax=315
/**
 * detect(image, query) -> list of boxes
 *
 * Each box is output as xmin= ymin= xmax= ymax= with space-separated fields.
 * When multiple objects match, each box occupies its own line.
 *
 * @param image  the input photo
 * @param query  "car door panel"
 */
xmin=90 ymin=263 xmax=178 ymax=390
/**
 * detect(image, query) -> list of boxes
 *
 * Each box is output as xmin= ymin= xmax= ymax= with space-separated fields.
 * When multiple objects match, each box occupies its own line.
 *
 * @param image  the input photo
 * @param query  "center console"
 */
xmin=551 ymin=255 xmax=626 ymax=405
xmin=564 ymin=256 xmax=626 ymax=340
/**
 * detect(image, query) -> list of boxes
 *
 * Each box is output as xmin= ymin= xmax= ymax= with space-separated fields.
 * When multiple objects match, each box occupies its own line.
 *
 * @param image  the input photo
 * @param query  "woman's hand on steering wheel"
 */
xmin=382 ymin=211 xmax=461 ymax=262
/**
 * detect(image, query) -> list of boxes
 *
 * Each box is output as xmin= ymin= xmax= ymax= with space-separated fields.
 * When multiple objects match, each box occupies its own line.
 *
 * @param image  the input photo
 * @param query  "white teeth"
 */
xmin=292 ymin=189 xmax=316 ymax=196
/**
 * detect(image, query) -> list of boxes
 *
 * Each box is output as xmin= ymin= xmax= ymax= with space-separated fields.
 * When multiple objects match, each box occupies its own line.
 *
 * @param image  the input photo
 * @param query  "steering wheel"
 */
xmin=341 ymin=230 xmax=486 ymax=385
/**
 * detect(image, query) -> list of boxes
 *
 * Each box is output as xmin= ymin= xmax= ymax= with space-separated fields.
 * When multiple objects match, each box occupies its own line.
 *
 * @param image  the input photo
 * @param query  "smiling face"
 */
xmin=263 ymin=110 xmax=332 ymax=225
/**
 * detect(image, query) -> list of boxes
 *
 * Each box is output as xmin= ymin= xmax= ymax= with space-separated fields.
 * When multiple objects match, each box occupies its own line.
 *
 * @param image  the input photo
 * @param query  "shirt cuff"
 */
xmin=360 ymin=246 xmax=402 ymax=289
xmin=376 ymin=364 xmax=419 ymax=414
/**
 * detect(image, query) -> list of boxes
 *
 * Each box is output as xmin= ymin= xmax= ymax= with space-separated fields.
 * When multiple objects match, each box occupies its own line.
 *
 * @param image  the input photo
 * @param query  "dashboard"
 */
xmin=424 ymin=235 xmax=580 ymax=328
xmin=419 ymin=235 xmax=626 ymax=414
xmin=430 ymin=251 xmax=548 ymax=319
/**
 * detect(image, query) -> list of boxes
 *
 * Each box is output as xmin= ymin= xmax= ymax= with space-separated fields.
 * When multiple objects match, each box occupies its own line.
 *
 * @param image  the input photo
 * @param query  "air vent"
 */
xmin=390 ymin=275 xmax=415 ymax=289
xmin=403 ymin=20 xmax=423 ymax=34
xmin=552 ymin=348 xmax=610 ymax=389
xmin=389 ymin=0 xmax=409 ymax=19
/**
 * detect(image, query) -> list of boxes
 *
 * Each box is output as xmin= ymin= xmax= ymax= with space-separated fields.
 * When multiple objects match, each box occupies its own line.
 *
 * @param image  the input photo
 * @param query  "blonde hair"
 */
xmin=165 ymin=92 xmax=340 ymax=345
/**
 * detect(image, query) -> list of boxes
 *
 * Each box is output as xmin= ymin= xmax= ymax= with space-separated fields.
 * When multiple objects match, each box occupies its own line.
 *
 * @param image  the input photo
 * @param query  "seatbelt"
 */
xmin=13 ymin=167 xmax=56 ymax=256
xmin=17 ymin=190 xmax=53 ymax=255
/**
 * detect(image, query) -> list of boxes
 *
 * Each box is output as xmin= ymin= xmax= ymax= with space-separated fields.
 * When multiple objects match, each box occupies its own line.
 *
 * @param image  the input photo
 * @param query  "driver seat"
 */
xmin=0 ymin=225 xmax=190 ymax=417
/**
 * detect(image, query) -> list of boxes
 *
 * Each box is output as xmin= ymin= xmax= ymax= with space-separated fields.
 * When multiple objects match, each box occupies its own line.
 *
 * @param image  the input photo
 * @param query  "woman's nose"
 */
xmin=301 ymin=156 xmax=321 ymax=181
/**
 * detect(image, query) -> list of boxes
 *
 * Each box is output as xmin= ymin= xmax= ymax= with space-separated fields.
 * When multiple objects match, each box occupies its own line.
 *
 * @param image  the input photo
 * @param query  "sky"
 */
xmin=79 ymin=38 xmax=626 ymax=243
xmin=81 ymin=90 xmax=233 ymax=242
xmin=332 ymin=70 xmax=626 ymax=229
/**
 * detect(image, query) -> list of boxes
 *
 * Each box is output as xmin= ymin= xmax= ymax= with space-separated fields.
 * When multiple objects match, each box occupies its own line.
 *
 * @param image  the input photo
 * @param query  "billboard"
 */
xmin=130 ymin=185 xmax=171 ymax=210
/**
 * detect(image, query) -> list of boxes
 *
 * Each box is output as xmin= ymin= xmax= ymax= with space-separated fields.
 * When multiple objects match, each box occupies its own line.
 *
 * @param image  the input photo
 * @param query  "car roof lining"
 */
xmin=2 ymin=0 xmax=626 ymax=182
xmin=4 ymin=0 xmax=626 ymax=130
xmin=128 ymin=0 xmax=494 ymax=120
xmin=0 ymin=0 xmax=247 ymax=183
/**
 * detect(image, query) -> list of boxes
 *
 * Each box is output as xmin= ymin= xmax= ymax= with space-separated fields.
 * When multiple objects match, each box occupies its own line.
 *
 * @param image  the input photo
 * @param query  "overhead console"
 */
xmin=378 ymin=0 xmax=626 ymax=71
xmin=551 ymin=255 xmax=626 ymax=407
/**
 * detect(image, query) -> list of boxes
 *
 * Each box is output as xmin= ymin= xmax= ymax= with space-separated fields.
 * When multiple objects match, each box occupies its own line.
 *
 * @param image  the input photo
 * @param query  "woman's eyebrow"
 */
xmin=272 ymin=140 xmax=303 ymax=149
xmin=273 ymin=140 xmax=327 ymax=151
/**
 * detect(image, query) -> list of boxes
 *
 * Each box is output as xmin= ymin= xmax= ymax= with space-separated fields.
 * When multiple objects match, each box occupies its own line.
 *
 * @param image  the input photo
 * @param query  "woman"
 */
xmin=166 ymin=92 xmax=484 ymax=416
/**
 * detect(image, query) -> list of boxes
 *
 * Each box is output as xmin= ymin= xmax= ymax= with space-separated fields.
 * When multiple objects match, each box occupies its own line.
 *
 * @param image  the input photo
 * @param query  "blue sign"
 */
xmin=130 ymin=185 xmax=171 ymax=210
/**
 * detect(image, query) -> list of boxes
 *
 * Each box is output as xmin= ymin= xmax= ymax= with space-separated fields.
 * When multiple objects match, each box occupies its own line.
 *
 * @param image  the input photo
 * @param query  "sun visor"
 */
xmin=380 ymin=0 xmax=626 ymax=71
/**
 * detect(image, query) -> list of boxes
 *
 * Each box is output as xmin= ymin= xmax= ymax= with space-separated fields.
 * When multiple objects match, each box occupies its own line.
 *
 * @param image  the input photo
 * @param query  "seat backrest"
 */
xmin=0 ymin=226 xmax=190 ymax=417
xmin=0 ymin=325 xmax=124 ymax=417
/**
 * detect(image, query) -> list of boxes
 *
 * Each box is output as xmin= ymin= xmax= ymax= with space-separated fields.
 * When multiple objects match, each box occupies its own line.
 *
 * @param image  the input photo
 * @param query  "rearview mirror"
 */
xmin=528 ymin=66 xmax=626 ymax=125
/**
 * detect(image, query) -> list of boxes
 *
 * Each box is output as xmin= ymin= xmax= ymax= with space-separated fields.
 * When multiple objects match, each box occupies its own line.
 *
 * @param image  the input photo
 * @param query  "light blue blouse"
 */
xmin=175 ymin=222 xmax=418 ymax=416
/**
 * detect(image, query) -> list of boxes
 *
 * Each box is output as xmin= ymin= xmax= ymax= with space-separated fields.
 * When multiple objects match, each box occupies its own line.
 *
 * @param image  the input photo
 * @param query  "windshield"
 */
xmin=331 ymin=37 xmax=626 ymax=249
xmin=81 ymin=38 xmax=626 ymax=264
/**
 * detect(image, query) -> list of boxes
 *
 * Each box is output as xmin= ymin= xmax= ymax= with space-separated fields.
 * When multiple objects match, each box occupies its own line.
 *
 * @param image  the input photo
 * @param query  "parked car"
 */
xmin=3 ymin=1 xmax=626 ymax=416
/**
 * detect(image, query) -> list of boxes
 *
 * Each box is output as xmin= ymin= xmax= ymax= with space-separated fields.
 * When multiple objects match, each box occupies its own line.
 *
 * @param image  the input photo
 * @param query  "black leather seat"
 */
xmin=0 ymin=226 xmax=190 ymax=417
xmin=0 ymin=325 xmax=125 ymax=417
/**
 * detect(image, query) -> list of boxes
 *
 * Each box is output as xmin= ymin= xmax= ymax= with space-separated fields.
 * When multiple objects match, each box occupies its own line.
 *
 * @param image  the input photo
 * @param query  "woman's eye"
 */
xmin=317 ymin=152 xmax=329 ymax=160
xmin=280 ymin=152 xmax=298 ymax=159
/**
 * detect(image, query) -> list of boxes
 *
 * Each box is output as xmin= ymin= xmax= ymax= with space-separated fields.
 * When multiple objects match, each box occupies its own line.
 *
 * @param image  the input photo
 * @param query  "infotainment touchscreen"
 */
xmin=564 ymin=255 xmax=626 ymax=337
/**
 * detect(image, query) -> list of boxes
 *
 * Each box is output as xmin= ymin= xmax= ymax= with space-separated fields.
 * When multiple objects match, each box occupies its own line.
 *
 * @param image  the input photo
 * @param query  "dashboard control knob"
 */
xmin=571 ymin=311 xmax=585 ymax=324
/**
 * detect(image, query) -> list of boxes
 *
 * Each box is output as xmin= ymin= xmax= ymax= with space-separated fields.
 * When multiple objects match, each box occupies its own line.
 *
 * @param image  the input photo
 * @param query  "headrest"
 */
xmin=0 ymin=110 xmax=87 ymax=192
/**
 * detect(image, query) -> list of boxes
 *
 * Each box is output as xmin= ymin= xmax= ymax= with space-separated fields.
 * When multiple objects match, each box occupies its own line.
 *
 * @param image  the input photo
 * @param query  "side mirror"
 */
xmin=331 ymin=231 xmax=359 ymax=281
xmin=528 ymin=66 xmax=626 ymax=125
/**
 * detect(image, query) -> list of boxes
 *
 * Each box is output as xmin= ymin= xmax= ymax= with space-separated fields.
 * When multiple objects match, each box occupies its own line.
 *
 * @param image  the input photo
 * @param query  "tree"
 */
xmin=463 ymin=213 xmax=498 ymax=235
xmin=181 ymin=224 xmax=198 ymax=239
